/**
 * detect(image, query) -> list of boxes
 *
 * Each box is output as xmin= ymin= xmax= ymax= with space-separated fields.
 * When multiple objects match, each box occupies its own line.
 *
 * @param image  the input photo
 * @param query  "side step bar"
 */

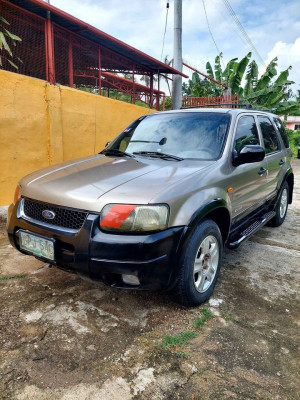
xmin=227 ymin=211 xmax=276 ymax=249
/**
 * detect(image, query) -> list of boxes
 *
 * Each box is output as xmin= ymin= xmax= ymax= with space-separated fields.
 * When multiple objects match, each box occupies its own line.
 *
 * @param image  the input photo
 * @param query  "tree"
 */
xmin=182 ymin=71 xmax=223 ymax=97
xmin=184 ymin=53 xmax=299 ymax=115
xmin=0 ymin=14 xmax=22 ymax=69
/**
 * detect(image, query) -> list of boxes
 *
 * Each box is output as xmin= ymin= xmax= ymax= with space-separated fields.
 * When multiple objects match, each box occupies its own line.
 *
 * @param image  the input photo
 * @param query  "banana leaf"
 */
xmin=206 ymin=62 xmax=214 ymax=79
xmin=214 ymin=53 xmax=222 ymax=82
xmin=274 ymin=101 xmax=299 ymax=115
xmin=222 ymin=58 xmax=238 ymax=80
xmin=229 ymin=52 xmax=251 ymax=94
xmin=244 ymin=60 xmax=258 ymax=97
xmin=274 ymin=66 xmax=292 ymax=86
xmin=255 ymin=57 xmax=277 ymax=91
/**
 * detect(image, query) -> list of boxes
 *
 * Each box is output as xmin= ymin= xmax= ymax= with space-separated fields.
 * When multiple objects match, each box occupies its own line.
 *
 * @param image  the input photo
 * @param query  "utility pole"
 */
xmin=172 ymin=0 xmax=182 ymax=110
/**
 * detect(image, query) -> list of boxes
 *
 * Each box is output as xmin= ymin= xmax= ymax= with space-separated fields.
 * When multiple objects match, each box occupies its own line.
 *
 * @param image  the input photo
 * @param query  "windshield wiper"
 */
xmin=133 ymin=151 xmax=183 ymax=161
xmin=100 ymin=149 xmax=134 ymax=158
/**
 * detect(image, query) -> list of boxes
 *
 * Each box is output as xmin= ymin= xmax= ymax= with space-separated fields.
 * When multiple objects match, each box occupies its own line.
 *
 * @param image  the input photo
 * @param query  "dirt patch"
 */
xmin=1 ymin=160 xmax=300 ymax=399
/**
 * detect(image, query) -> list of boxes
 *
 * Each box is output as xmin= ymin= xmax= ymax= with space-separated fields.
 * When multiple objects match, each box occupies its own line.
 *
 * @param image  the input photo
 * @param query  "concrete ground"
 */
xmin=0 ymin=160 xmax=299 ymax=400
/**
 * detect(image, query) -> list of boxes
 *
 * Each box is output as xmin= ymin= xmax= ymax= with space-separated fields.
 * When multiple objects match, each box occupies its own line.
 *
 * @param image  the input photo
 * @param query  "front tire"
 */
xmin=269 ymin=182 xmax=289 ymax=227
xmin=171 ymin=219 xmax=223 ymax=307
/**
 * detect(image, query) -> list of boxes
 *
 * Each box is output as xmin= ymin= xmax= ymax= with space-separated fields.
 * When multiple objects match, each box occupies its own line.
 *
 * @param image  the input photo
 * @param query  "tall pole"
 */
xmin=172 ymin=0 xmax=182 ymax=110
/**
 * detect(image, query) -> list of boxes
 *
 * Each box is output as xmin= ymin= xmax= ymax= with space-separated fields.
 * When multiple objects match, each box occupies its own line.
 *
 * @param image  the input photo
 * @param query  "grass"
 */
xmin=0 ymin=273 xmax=27 ymax=281
xmin=161 ymin=308 xmax=215 ymax=351
xmin=175 ymin=351 xmax=191 ymax=359
xmin=162 ymin=331 xmax=198 ymax=348
xmin=194 ymin=307 xmax=214 ymax=330
xmin=221 ymin=311 xmax=235 ymax=322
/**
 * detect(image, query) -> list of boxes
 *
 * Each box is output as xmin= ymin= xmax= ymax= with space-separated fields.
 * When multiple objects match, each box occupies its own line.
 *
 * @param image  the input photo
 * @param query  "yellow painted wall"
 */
xmin=0 ymin=70 xmax=155 ymax=205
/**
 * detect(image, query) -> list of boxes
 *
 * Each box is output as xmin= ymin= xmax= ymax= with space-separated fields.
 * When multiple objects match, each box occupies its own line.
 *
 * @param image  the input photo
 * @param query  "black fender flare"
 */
xmin=167 ymin=198 xmax=230 ymax=291
xmin=277 ymin=167 xmax=294 ymax=205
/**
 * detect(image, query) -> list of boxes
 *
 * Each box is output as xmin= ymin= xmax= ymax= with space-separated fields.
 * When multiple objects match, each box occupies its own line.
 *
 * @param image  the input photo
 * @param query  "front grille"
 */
xmin=23 ymin=199 xmax=88 ymax=230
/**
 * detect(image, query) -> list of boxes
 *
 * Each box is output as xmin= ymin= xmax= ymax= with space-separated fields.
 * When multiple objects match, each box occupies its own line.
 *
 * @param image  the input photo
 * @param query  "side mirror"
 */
xmin=105 ymin=141 xmax=111 ymax=147
xmin=233 ymin=145 xmax=265 ymax=166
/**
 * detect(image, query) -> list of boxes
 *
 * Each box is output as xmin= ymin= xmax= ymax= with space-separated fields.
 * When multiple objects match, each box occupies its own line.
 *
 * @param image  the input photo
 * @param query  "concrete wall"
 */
xmin=0 ymin=70 xmax=155 ymax=206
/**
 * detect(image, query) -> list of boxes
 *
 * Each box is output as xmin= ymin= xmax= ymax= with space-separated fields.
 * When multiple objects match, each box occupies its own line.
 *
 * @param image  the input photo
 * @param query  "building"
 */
xmin=0 ymin=0 xmax=186 ymax=110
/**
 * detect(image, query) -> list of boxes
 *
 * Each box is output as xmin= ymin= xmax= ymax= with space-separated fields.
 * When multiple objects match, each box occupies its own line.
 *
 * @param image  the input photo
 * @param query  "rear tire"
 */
xmin=269 ymin=182 xmax=289 ymax=227
xmin=170 ymin=219 xmax=223 ymax=307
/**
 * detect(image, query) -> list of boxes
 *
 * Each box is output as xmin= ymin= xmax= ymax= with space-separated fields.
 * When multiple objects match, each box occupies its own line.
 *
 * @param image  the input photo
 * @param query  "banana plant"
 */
xmin=0 ymin=14 xmax=22 ymax=69
xmin=243 ymin=60 xmax=258 ymax=97
xmin=184 ymin=52 xmax=299 ymax=115
xmin=228 ymin=52 xmax=252 ymax=95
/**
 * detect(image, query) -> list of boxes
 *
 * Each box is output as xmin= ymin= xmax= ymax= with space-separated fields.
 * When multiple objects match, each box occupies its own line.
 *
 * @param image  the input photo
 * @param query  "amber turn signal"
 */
xmin=14 ymin=185 xmax=21 ymax=204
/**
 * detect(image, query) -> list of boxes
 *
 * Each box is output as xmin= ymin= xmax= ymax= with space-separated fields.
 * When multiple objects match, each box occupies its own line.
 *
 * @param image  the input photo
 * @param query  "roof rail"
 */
xmin=181 ymin=103 xmax=275 ymax=113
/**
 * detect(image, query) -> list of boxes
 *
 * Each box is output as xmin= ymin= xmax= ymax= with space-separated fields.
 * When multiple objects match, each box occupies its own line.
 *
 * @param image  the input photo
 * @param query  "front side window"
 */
xmin=107 ymin=112 xmax=231 ymax=160
xmin=258 ymin=116 xmax=280 ymax=154
xmin=234 ymin=116 xmax=260 ymax=153
xmin=273 ymin=118 xmax=289 ymax=148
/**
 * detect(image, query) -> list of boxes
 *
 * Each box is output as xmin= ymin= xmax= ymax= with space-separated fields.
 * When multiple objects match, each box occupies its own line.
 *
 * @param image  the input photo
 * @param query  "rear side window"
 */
xmin=234 ymin=116 xmax=260 ymax=153
xmin=258 ymin=116 xmax=280 ymax=154
xmin=273 ymin=118 xmax=289 ymax=148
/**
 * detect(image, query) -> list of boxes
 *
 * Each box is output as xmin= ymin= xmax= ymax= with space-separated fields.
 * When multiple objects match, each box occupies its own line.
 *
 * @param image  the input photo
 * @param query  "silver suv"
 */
xmin=7 ymin=108 xmax=294 ymax=306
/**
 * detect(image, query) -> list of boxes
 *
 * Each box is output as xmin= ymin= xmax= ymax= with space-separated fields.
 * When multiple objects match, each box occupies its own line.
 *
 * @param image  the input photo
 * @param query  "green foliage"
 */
xmin=194 ymin=307 xmax=214 ymax=330
xmin=162 ymin=96 xmax=172 ymax=111
xmin=286 ymin=128 xmax=300 ymax=155
xmin=214 ymin=53 xmax=222 ymax=82
xmin=255 ymin=57 xmax=278 ymax=91
xmin=229 ymin=52 xmax=252 ymax=95
xmin=182 ymin=70 xmax=223 ymax=98
xmin=184 ymin=52 xmax=298 ymax=115
xmin=0 ymin=14 xmax=22 ymax=69
xmin=0 ymin=274 xmax=27 ymax=281
xmin=244 ymin=60 xmax=258 ymax=97
xmin=162 ymin=331 xmax=198 ymax=348
xmin=206 ymin=61 xmax=214 ymax=78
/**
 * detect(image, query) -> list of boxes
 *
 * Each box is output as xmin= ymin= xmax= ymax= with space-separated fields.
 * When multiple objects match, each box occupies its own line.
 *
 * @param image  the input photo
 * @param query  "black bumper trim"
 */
xmin=91 ymin=254 xmax=167 ymax=265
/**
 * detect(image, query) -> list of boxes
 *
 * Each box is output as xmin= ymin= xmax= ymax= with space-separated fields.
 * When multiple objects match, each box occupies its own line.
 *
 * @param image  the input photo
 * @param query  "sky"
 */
xmin=50 ymin=0 xmax=300 ymax=95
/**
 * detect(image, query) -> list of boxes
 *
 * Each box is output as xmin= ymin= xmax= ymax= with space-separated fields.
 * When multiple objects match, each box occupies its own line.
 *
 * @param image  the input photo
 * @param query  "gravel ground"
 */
xmin=0 ymin=160 xmax=299 ymax=400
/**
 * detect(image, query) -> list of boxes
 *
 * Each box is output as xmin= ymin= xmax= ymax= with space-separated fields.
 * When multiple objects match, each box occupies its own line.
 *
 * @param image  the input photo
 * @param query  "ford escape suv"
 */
xmin=7 ymin=108 xmax=294 ymax=306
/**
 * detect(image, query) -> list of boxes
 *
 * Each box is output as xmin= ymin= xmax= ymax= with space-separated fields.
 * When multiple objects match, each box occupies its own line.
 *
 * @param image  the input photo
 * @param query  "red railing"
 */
xmin=182 ymin=94 xmax=239 ymax=108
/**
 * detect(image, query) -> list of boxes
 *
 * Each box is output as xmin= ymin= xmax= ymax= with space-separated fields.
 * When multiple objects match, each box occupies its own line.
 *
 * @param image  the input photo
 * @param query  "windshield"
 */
xmin=107 ymin=112 xmax=231 ymax=160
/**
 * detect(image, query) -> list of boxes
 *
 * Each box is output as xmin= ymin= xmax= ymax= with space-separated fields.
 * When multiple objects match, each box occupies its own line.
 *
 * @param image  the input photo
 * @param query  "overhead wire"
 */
xmin=222 ymin=0 xmax=266 ymax=68
xmin=210 ymin=0 xmax=251 ymax=54
xmin=202 ymin=0 xmax=225 ymax=69
xmin=160 ymin=1 xmax=170 ymax=61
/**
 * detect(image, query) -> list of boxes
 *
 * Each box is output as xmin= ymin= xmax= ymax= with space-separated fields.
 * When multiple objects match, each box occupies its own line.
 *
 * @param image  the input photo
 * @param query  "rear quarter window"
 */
xmin=273 ymin=118 xmax=290 ymax=148
xmin=258 ymin=116 xmax=280 ymax=154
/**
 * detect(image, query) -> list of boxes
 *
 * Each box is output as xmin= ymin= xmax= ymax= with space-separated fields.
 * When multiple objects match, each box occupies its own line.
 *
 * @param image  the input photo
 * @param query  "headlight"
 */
xmin=100 ymin=204 xmax=169 ymax=232
xmin=14 ymin=184 xmax=21 ymax=204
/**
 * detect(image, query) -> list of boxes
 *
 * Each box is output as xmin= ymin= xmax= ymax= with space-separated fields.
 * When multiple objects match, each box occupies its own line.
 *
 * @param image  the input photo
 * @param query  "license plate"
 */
xmin=20 ymin=231 xmax=55 ymax=261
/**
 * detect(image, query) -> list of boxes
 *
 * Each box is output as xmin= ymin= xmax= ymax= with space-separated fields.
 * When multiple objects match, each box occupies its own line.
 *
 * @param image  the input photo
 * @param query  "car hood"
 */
xmin=20 ymin=154 xmax=213 ymax=212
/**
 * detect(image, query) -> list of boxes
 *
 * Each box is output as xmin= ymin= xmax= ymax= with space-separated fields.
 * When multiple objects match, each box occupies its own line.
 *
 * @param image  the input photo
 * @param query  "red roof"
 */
xmin=9 ymin=0 xmax=187 ymax=77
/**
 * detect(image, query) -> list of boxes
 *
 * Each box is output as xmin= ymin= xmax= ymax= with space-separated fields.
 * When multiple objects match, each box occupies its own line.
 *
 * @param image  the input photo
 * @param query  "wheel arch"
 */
xmin=186 ymin=198 xmax=231 ymax=244
xmin=168 ymin=199 xmax=230 ymax=293
xmin=285 ymin=170 xmax=294 ymax=204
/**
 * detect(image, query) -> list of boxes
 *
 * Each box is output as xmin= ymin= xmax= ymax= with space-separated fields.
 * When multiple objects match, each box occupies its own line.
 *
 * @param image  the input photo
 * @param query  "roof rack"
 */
xmin=181 ymin=103 xmax=275 ymax=113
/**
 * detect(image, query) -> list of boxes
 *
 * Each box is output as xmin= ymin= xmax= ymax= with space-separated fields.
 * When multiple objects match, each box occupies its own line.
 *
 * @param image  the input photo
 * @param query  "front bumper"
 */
xmin=7 ymin=200 xmax=184 ymax=290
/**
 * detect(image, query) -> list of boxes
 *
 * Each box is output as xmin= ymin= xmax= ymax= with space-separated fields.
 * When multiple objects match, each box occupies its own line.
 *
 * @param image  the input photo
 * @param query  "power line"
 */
xmin=160 ymin=1 xmax=170 ymax=61
xmin=222 ymin=0 xmax=266 ymax=68
xmin=211 ymin=0 xmax=251 ymax=55
xmin=202 ymin=0 xmax=225 ymax=69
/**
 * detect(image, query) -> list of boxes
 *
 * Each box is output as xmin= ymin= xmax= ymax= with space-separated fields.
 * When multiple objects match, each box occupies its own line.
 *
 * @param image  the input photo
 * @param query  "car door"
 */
xmin=256 ymin=115 xmax=284 ymax=198
xmin=230 ymin=114 xmax=269 ymax=221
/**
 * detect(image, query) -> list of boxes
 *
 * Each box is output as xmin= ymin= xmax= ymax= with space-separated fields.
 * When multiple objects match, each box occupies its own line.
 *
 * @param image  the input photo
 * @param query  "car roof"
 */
xmin=157 ymin=108 xmax=278 ymax=117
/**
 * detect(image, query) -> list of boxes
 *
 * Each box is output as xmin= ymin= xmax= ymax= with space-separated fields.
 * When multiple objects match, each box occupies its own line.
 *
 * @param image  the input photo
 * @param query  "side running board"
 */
xmin=227 ymin=211 xmax=276 ymax=249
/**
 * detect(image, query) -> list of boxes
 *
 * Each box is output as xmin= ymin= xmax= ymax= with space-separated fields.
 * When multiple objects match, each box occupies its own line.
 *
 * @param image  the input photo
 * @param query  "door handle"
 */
xmin=258 ymin=167 xmax=267 ymax=175
xmin=279 ymin=160 xmax=285 ymax=165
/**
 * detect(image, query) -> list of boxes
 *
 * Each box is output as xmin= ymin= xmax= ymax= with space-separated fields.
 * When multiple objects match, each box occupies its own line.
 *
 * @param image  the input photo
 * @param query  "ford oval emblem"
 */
xmin=42 ymin=210 xmax=55 ymax=220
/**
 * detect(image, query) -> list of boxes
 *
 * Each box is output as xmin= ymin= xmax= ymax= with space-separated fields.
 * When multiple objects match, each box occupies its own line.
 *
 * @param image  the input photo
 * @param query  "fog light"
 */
xmin=122 ymin=274 xmax=140 ymax=285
